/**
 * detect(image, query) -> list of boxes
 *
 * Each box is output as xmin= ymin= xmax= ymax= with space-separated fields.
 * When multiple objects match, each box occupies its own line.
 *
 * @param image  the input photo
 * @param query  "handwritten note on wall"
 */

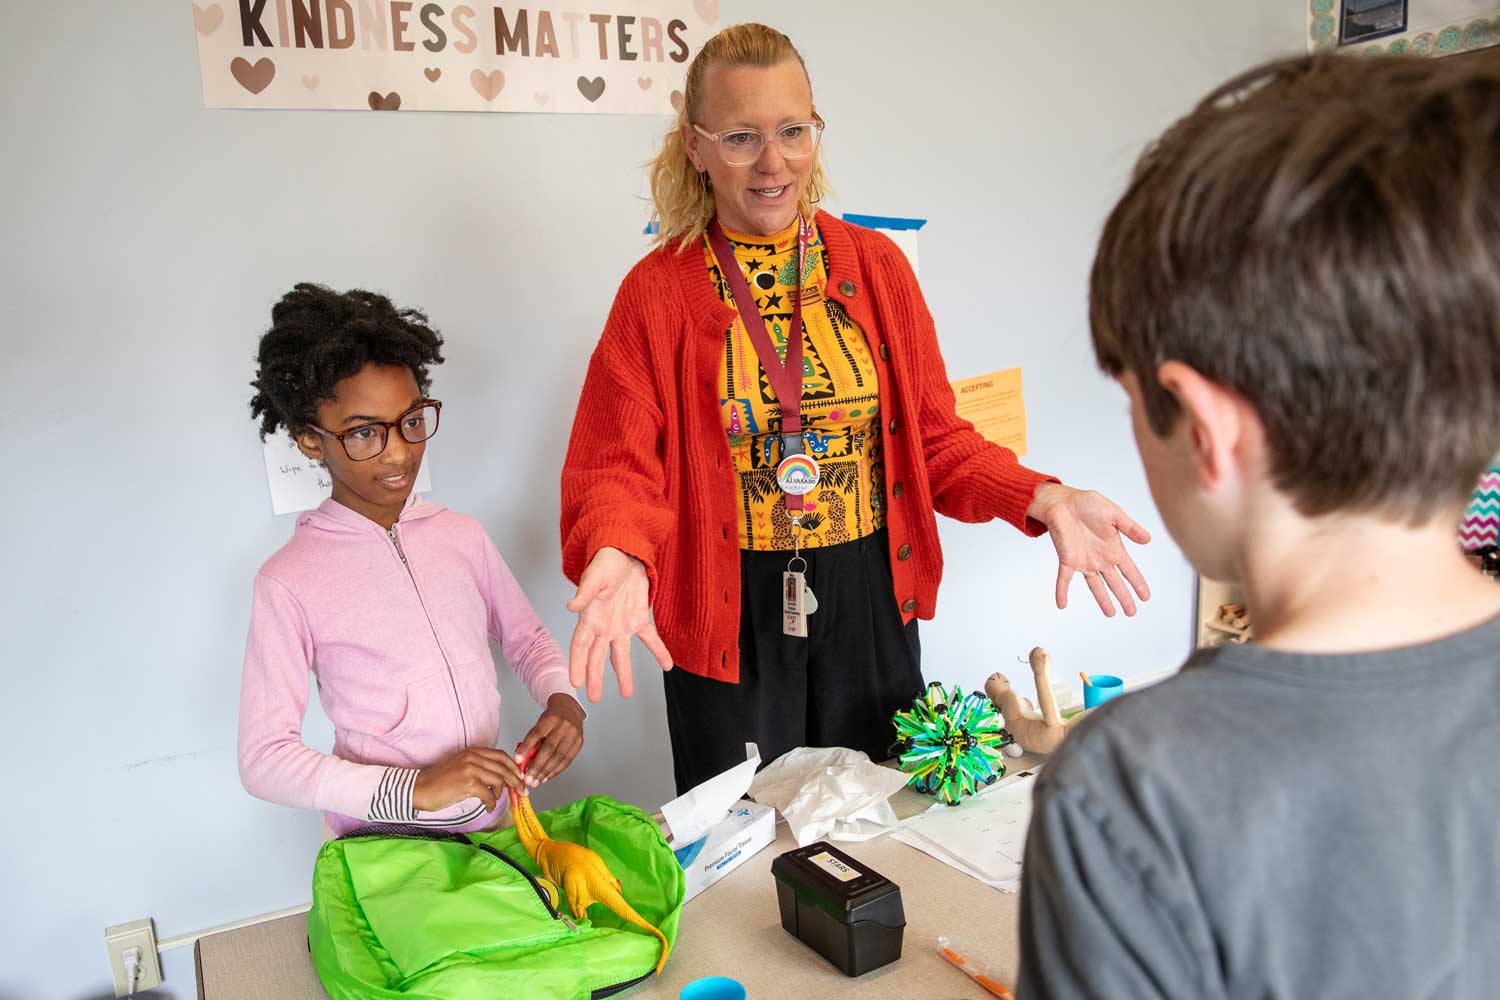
xmin=951 ymin=367 xmax=1027 ymax=457
xmin=261 ymin=429 xmax=433 ymax=515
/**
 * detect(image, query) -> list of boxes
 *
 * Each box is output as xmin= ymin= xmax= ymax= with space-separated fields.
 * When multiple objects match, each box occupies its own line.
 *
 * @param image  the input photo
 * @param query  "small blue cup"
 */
xmin=1083 ymin=674 xmax=1124 ymax=708
xmin=680 ymin=977 xmax=747 ymax=1000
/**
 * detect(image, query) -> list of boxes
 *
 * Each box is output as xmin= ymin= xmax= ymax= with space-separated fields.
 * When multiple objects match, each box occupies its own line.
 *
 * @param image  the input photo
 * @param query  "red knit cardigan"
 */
xmin=561 ymin=211 xmax=1055 ymax=683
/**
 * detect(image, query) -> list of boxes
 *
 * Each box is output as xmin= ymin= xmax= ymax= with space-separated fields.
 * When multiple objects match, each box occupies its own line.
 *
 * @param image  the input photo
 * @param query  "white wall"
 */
xmin=0 ymin=2 xmax=1305 ymax=997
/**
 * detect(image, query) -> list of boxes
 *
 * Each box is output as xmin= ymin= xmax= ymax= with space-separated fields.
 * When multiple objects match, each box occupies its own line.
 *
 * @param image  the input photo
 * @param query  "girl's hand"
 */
xmin=515 ymin=694 xmax=586 ymax=783
xmin=412 ymin=747 xmax=535 ymax=813
xmin=1028 ymin=483 xmax=1153 ymax=617
xmin=566 ymin=546 xmax=673 ymax=702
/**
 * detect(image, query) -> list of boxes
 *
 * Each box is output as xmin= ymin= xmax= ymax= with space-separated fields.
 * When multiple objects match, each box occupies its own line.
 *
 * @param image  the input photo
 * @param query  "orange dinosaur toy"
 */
xmin=509 ymin=778 xmax=671 ymax=975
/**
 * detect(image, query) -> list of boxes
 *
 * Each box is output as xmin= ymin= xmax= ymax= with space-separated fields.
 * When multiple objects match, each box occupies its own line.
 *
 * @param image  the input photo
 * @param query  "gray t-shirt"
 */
xmin=1017 ymin=616 xmax=1500 ymax=999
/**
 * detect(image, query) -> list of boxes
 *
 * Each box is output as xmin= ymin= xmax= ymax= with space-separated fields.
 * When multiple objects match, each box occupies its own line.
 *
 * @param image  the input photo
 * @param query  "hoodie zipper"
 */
xmin=387 ymin=525 xmax=468 ymax=748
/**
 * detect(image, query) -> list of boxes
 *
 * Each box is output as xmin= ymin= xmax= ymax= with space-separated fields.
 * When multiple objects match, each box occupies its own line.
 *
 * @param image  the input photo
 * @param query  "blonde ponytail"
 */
xmin=648 ymin=22 xmax=830 ymax=252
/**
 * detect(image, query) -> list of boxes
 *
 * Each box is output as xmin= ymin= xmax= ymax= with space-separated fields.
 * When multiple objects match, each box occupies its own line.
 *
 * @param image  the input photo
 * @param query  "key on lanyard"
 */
xmin=781 ymin=521 xmax=818 ymax=637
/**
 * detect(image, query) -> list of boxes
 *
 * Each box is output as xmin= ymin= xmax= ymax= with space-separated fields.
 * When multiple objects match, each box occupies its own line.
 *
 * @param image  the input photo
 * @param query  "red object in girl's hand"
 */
xmin=517 ymin=745 xmax=539 ymax=774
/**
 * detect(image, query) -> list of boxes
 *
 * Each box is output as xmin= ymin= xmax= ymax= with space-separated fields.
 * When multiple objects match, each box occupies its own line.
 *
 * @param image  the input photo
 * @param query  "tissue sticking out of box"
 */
xmin=660 ymin=745 xmax=776 ymax=902
xmin=660 ymin=745 xmax=761 ymax=848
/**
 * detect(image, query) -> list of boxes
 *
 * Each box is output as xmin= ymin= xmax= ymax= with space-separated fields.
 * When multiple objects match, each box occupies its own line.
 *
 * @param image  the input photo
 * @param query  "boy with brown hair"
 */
xmin=1018 ymin=53 xmax=1500 ymax=998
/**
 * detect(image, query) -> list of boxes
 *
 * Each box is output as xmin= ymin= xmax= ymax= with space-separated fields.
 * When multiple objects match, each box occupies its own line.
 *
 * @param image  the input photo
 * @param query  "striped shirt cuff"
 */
xmin=368 ymin=767 xmax=420 ymax=822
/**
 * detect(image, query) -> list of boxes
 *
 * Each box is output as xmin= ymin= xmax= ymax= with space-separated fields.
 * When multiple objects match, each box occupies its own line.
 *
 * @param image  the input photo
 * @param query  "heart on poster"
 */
xmin=301 ymin=75 xmax=319 ymax=90
xmin=471 ymin=69 xmax=504 ymax=101
xmin=577 ymin=76 xmax=606 ymax=102
xmin=694 ymin=0 xmax=717 ymax=25
xmin=230 ymin=57 xmax=275 ymax=95
xmin=424 ymin=67 xmax=442 ymax=82
xmin=670 ymin=90 xmax=684 ymax=113
xmin=638 ymin=77 xmax=653 ymax=90
xmin=533 ymin=92 xmax=550 ymax=106
xmin=368 ymin=90 xmax=401 ymax=110
xmin=193 ymin=3 xmax=224 ymax=35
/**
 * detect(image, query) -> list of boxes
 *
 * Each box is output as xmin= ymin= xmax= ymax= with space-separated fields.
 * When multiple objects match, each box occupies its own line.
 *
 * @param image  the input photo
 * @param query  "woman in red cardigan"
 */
xmin=561 ymin=23 xmax=1152 ymax=793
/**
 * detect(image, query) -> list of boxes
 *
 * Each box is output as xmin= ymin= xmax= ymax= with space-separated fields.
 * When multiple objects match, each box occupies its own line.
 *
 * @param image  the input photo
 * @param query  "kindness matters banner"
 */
xmin=192 ymin=1 xmax=719 ymax=113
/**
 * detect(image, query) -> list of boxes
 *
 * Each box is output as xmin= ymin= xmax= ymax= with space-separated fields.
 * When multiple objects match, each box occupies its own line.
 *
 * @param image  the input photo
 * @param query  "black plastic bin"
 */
xmin=771 ymin=841 xmax=905 ymax=977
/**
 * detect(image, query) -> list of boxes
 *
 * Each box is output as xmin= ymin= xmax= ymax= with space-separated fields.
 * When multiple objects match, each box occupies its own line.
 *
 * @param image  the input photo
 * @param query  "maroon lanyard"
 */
xmin=706 ymin=216 xmax=811 ymax=511
xmin=707 ymin=216 xmax=808 ymax=436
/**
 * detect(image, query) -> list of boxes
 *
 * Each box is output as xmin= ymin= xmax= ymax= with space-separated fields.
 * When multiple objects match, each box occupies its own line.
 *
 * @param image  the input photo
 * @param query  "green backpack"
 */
xmin=309 ymin=795 xmax=685 ymax=1000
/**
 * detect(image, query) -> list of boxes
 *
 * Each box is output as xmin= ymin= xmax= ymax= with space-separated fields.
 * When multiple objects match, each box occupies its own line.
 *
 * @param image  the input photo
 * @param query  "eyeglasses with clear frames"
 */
xmin=692 ymin=117 xmax=825 ymax=167
xmin=307 ymin=400 xmax=442 ymax=461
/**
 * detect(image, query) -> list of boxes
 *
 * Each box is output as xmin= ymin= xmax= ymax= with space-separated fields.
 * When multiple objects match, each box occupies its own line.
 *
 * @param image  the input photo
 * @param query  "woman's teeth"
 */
xmin=753 ymin=186 xmax=787 ymax=198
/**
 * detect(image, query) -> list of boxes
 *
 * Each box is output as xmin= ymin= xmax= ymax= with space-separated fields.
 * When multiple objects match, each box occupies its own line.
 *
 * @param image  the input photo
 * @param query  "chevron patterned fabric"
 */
xmin=1460 ymin=466 xmax=1500 ymax=553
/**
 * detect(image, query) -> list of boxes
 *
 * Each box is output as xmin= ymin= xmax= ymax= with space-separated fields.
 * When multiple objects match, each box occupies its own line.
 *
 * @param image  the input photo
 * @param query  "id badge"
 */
xmin=783 ymin=570 xmax=808 ymax=637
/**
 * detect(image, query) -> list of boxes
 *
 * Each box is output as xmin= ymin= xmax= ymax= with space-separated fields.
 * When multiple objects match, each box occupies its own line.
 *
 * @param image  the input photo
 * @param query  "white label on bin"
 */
xmin=809 ymin=851 xmax=861 ymax=882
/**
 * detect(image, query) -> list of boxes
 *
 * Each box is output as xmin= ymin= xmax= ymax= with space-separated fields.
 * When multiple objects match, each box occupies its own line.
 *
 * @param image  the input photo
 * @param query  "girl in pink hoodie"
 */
xmin=239 ymin=283 xmax=583 ymax=835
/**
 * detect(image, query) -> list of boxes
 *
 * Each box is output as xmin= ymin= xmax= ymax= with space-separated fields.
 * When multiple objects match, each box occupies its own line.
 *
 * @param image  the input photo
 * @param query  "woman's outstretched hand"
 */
xmin=566 ymin=546 xmax=673 ymax=702
xmin=1028 ymin=483 xmax=1153 ymax=617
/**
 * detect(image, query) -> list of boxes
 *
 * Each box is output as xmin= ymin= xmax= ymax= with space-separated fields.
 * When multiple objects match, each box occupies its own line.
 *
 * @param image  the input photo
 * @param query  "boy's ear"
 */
xmin=294 ymin=428 xmax=326 ymax=463
xmin=1156 ymin=361 xmax=1245 ymax=492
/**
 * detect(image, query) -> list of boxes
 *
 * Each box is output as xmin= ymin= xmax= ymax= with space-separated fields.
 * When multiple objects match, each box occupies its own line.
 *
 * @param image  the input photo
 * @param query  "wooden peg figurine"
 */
xmin=984 ymin=647 xmax=1091 ymax=755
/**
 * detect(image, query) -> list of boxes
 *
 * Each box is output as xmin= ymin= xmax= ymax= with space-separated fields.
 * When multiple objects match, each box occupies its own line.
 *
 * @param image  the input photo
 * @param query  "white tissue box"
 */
xmin=670 ymin=798 xmax=776 ymax=902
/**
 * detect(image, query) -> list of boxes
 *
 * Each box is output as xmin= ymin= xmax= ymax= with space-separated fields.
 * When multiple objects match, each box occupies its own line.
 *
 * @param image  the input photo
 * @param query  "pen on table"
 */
xmin=937 ymin=936 xmax=1014 ymax=999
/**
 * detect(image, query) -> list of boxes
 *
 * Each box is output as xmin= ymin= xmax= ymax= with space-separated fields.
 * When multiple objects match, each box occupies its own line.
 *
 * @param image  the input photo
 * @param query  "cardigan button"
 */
xmin=888 ymin=417 xmax=900 ymax=434
xmin=879 ymin=343 xmax=889 ymax=361
xmin=897 ymin=544 xmax=912 ymax=561
xmin=892 ymin=481 xmax=904 ymax=498
xmin=839 ymin=279 xmax=856 ymax=297
xmin=901 ymin=598 xmax=918 ymax=614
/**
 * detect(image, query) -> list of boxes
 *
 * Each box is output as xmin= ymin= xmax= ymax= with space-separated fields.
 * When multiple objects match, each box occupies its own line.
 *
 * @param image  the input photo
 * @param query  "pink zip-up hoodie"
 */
xmin=238 ymin=495 xmax=577 ymax=836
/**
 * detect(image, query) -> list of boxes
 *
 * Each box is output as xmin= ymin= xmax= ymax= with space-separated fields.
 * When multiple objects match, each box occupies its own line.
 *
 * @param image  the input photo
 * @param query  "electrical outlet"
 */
xmin=105 ymin=918 xmax=161 ymax=996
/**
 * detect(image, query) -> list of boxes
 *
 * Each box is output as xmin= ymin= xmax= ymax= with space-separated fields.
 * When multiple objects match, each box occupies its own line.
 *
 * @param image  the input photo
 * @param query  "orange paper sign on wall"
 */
xmin=951 ymin=367 xmax=1026 ymax=457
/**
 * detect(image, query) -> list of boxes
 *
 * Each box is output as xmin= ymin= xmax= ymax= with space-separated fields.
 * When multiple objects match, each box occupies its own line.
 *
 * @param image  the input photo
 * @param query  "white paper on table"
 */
xmin=748 ymin=747 xmax=912 ymax=847
xmin=895 ymin=767 xmax=1041 ymax=888
xmin=261 ymin=428 xmax=433 ymax=515
xmin=660 ymin=745 xmax=762 ymax=847
xmin=891 ymin=827 xmax=1022 ymax=892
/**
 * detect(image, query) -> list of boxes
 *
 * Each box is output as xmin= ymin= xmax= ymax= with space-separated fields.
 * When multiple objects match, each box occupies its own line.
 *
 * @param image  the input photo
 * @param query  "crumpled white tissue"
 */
xmin=748 ymin=746 xmax=911 ymax=847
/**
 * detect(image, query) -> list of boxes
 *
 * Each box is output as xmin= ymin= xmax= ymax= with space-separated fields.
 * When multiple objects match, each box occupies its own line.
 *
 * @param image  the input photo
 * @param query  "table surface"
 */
xmin=196 ymin=756 xmax=1040 ymax=1000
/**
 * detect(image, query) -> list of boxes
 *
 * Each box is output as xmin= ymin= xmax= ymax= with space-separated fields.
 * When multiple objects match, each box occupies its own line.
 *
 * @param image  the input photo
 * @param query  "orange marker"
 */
xmin=937 ymin=937 xmax=1014 ymax=999
xmin=1080 ymin=671 xmax=1094 ymax=687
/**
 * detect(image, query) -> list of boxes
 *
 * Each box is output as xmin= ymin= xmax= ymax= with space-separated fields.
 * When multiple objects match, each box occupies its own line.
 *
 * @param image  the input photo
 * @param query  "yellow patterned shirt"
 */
xmin=705 ymin=219 xmax=885 ymax=551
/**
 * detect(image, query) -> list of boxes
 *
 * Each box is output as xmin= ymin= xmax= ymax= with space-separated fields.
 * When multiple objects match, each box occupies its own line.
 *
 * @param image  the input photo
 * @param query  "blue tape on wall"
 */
xmin=841 ymin=213 xmax=927 ymax=231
